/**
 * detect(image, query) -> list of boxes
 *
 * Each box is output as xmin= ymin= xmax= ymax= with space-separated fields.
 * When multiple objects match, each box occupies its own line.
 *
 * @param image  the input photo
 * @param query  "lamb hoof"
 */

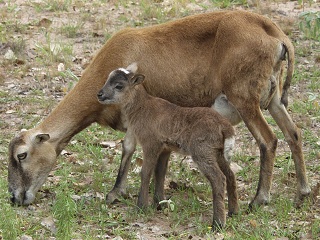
xmin=211 ymin=222 xmax=224 ymax=232
xmin=227 ymin=210 xmax=238 ymax=217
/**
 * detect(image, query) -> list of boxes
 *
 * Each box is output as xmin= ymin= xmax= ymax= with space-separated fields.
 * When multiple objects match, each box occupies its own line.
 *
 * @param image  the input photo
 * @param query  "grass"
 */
xmin=60 ymin=21 xmax=84 ymax=38
xmin=210 ymin=0 xmax=248 ymax=8
xmin=0 ymin=178 xmax=21 ymax=239
xmin=0 ymin=0 xmax=320 ymax=239
xmin=52 ymin=166 xmax=77 ymax=239
xmin=34 ymin=33 xmax=73 ymax=65
xmin=299 ymin=11 xmax=320 ymax=41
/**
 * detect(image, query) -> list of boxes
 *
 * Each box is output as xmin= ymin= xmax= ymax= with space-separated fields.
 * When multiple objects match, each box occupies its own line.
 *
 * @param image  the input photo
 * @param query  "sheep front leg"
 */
xmin=106 ymin=131 xmax=136 ymax=204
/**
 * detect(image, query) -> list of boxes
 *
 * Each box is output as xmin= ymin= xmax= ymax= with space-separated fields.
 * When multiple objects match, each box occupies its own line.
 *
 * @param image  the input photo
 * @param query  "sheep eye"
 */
xmin=115 ymin=85 xmax=123 ymax=91
xmin=17 ymin=152 xmax=27 ymax=161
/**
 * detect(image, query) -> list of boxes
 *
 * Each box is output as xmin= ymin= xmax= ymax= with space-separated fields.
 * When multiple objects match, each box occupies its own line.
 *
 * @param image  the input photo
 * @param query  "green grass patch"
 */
xmin=0 ymin=178 xmax=22 ymax=239
xmin=52 ymin=166 xmax=77 ymax=239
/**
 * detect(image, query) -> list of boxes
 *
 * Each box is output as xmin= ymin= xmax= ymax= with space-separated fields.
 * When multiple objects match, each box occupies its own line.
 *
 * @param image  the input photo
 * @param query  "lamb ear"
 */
xmin=126 ymin=62 xmax=138 ymax=74
xmin=130 ymin=74 xmax=145 ymax=86
xmin=34 ymin=133 xmax=50 ymax=144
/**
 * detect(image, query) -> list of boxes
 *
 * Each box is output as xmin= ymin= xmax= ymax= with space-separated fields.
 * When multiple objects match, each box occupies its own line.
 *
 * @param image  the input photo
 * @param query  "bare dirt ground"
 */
xmin=0 ymin=0 xmax=320 ymax=239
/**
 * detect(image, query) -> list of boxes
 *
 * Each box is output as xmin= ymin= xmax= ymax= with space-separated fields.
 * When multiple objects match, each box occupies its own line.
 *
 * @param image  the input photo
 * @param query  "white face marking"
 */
xmin=16 ymin=145 xmax=28 ymax=157
xmin=118 ymin=68 xmax=130 ymax=75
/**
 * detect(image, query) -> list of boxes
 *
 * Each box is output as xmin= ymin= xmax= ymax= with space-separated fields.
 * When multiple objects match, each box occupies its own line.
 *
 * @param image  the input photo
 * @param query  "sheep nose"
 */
xmin=97 ymin=90 xmax=105 ymax=101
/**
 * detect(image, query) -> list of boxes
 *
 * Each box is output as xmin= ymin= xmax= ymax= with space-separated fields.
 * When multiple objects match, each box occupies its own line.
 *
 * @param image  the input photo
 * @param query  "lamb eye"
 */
xmin=115 ymin=85 xmax=123 ymax=91
xmin=17 ymin=152 xmax=27 ymax=161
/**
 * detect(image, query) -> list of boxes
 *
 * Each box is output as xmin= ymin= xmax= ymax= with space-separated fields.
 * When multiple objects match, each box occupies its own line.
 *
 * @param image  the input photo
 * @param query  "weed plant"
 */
xmin=299 ymin=11 xmax=320 ymax=41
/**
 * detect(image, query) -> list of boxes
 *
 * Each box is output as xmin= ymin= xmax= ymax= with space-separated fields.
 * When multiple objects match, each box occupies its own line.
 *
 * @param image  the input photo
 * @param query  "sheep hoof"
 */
xmin=248 ymin=193 xmax=270 ymax=210
xmin=294 ymin=185 xmax=314 ymax=208
xmin=105 ymin=188 xmax=127 ymax=204
xmin=247 ymin=199 xmax=269 ymax=213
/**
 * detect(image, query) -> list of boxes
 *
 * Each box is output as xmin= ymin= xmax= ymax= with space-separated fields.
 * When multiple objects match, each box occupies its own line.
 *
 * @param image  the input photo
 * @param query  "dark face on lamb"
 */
xmin=97 ymin=63 xmax=145 ymax=105
xmin=97 ymin=68 xmax=131 ymax=105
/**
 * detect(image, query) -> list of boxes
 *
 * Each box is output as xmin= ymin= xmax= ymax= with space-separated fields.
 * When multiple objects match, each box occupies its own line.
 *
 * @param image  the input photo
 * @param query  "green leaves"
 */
xmin=299 ymin=11 xmax=320 ymax=41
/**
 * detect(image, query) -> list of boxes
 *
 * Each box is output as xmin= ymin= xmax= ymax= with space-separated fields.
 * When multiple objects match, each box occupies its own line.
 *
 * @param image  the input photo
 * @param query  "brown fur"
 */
xmin=97 ymin=64 xmax=238 ymax=229
xmin=8 ymin=10 xmax=310 ymax=207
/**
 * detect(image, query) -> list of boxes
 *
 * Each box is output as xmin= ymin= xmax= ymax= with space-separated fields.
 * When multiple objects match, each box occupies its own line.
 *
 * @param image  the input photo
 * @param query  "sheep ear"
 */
xmin=130 ymin=74 xmax=145 ymax=86
xmin=126 ymin=62 xmax=138 ymax=74
xmin=34 ymin=133 xmax=50 ymax=144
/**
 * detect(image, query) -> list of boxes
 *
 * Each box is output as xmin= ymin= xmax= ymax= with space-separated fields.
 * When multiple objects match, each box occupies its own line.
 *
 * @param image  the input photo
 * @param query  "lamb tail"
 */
xmin=224 ymin=136 xmax=235 ymax=162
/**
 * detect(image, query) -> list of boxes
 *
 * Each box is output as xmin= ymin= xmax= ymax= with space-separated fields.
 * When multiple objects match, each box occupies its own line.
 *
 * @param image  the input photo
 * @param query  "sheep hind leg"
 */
xmin=153 ymin=150 xmax=171 ymax=208
xmin=192 ymin=153 xmax=226 ymax=231
xmin=106 ymin=131 xmax=136 ymax=204
xmin=217 ymin=153 xmax=239 ymax=216
xmin=268 ymin=95 xmax=311 ymax=206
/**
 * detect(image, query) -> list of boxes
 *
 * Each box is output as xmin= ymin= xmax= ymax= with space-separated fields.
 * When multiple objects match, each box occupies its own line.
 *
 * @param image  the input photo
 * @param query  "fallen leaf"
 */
xmin=7 ymin=83 xmax=15 ymax=89
xmin=100 ymin=141 xmax=117 ymax=148
xmin=14 ymin=59 xmax=25 ymax=65
xmin=73 ymin=176 xmax=92 ymax=186
xmin=169 ymin=181 xmax=178 ymax=190
xmin=230 ymin=162 xmax=243 ymax=173
xmin=96 ymin=192 xmax=105 ymax=200
xmin=132 ymin=166 xmax=142 ymax=174
xmin=112 ymin=236 xmax=123 ymax=240
xmin=20 ymin=235 xmax=33 ymax=240
xmin=67 ymin=155 xmax=78 ymax=164
xmin=92 ymin=32 xmax=103 ymax=37
xmin=136 ymin=157 xmax=143 ymax=167
xmin=6 ymin=110 xmax=16 ymax=114
xmin=41 ymin=216 xmax=57 ymax=234
xmin=57 ymin=63 xmax=65 ymax=72
xmin=4 ymin=49 xmax=16 ymax=60
xmin=71 ymin=194 xmax=81 ymax=201
xmin=168 ymin=181 xmax=194 ymax=192
xmin=38 ymin=18 xmax=52 ymax=28
xmin=249 ymin=219 xmax=258 ymax=228
xmin=61 ymin=150 xmax=72 ymax=156
xmin=149 ymin=225 xmax=160 ymax=233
